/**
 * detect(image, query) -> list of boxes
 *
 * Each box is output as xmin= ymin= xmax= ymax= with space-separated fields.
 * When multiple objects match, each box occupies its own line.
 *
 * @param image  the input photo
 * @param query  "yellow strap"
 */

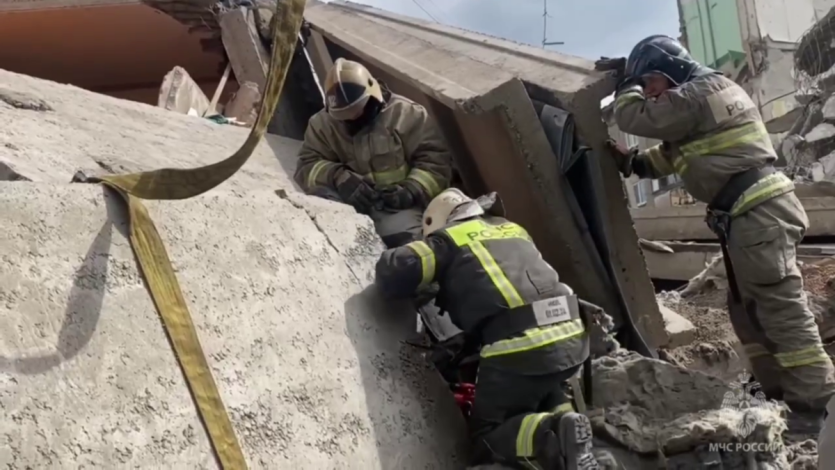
xmin=89 ymin=2 xmax=307 ymax=468
xmin=405 ymin=240 xmax=436 ymax=286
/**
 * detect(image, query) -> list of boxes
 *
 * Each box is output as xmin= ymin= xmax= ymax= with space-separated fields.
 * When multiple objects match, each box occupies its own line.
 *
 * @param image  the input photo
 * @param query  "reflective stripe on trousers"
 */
xmin=515 ymin=402 xmax=574 ymax=461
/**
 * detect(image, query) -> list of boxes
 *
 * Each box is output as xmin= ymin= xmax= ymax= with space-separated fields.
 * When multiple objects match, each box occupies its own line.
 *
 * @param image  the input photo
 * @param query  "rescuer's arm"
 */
xmin=294 ymin=117 xmax=344 ymax=193
xmin=375 ymin=235 xmax=451 ymax=299
xmin=613 ymin=84 xmax=701 ymax=142
xmin=605 ymin=140 xmax=675 ymax=179
xmin=402 ymin=106 xmax=453 ymax=206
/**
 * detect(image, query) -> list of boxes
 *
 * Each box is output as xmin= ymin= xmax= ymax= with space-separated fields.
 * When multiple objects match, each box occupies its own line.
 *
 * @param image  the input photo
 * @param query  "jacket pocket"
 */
xmin=731 ymin=224 xmax=789 ymax=285
xmin=369 ymin=133 xmax=407 ymax=185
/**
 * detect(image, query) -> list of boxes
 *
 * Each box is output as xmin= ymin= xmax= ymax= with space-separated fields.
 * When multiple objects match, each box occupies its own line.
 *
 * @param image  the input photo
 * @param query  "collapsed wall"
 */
xmin=304 ymin=0 xmax=667 ymax=351
xmin=0 ymin=69 xmax=467 ymax=468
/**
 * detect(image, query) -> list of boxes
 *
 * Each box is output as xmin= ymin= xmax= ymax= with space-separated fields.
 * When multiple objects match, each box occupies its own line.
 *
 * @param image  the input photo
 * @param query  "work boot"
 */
xmin=535 ymin=411 xmax=599 ymax=470
xmin=785 ymin=409 xmax=824 ymax=442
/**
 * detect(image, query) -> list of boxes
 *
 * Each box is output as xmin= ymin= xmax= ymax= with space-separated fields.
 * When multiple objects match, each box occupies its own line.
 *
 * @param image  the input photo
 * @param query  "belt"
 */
xmin=480 ymin=294 xmax=581 ymax=346
xmin=708 ymin=165 xmax=776 ymax=213
xmin=706 ymin=166 xmax=775 ymax=304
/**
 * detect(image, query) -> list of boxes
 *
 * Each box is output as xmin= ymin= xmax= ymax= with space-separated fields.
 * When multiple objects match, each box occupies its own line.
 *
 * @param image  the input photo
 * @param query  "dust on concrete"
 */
xmin=658 ymin=289 xmax=744 ymax=383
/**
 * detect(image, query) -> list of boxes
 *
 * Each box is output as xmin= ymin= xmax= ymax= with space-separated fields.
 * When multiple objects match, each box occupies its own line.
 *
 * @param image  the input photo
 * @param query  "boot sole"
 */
xmin=558 ymin=413 xmax=599 ymax=470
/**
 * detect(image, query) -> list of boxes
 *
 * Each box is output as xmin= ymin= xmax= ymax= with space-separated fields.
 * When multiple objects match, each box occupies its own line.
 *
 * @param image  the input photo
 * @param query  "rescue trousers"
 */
xmin=726 ymin=192 xmax=835 ymax=412
xmin=469 ymin=364 xmax=580 ymax=467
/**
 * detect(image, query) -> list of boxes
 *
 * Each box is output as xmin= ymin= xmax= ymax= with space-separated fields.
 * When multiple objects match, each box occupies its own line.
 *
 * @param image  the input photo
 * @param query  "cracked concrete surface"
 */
xmin=0 ymin=69 xmax=467 ymax=468
xmin=0 ymin=68 xmax=301 ymax=189
xmin=0 ymin=184 xmax=467 ymax=468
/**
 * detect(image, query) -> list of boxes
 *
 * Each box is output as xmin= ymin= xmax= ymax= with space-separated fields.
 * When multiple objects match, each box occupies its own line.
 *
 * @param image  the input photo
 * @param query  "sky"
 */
xmin=338 ymin=0 xmax=682 ymax=60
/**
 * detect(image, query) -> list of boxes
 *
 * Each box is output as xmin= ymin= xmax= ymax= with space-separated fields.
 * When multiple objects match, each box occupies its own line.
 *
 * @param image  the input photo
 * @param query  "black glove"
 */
xmin=604 ymin=139 xmax=634 ymax=177
xmin=595 ymin=56 xmax=627 ymax=79
xmin=380 ymin=181 xmax=422 ymax=210
xmin=334 ymin=169 xmax=379 ymax=214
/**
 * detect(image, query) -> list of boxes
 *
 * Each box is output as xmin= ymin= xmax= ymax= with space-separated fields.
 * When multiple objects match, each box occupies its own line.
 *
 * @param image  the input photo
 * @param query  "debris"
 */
xmin=658 ymin=302 xmax=697 ymax=348
xmin=639 ymin=238 xmax=674 ymax=253
xmin=590 ymin=351 xmax=794 ymax=469
xmin=158 ymin=66 xmax=212 ymax=116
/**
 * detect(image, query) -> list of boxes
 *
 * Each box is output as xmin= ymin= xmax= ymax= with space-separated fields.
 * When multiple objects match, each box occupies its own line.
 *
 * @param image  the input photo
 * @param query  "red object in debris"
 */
xmin=452 ymin=383 xmax=476 ymax=416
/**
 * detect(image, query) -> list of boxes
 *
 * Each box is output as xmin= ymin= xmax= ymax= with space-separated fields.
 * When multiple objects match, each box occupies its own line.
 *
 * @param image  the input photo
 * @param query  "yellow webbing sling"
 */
xmin=84 ymin=1 xmax=306 ymax=468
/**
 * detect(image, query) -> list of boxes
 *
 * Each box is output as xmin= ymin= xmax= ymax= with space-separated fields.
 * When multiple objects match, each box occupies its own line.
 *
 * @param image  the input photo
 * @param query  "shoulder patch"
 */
xmin=705 ymin=85 xmax=756 ymax=124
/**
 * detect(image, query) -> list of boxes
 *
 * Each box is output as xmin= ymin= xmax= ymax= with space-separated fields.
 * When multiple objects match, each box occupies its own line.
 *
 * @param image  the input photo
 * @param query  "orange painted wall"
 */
xmin=0 ymin=3 xmax=232 ymax=105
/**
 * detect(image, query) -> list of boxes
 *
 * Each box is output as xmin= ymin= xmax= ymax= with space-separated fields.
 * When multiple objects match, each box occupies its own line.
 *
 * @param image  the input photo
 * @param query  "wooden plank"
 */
xmin=219 ymin=7 xmax=268 ymax=91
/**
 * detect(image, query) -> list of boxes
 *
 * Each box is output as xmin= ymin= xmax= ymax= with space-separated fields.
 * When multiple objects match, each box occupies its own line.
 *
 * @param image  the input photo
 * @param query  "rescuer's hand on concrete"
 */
xmin=604 ymin=139 xmax=634 ymax=177
xmin=334 ymin=168 xmax=379 ymax=214
xmin=380 ymin=182 xmax=419 ymax=210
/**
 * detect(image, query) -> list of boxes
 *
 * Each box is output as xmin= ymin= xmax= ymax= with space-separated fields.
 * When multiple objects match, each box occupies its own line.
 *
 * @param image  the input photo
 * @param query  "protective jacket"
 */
xmin=375 ymin=216 xmax=589 ymax=374
xmin=295 ymin=93 xmax=452 ymax=204
xmin=614 ymin=73 xmax=794 ymax=216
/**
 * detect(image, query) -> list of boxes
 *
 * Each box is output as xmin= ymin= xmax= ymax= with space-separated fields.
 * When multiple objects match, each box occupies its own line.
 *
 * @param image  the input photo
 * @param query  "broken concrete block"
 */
xmin=823 ymin=93 xmax=835 ymax=121
xmin=158 ymin=66 xmax=211 ymax=116
xmin=0 ymin=183 xmax=468 ymax=468
xmin=804 ymin=122 xmax=835 ymax=143
xmin=224 ymin=81 xmax=261 ymax=126
xmin=658 ymin=302 xmax=697 ymax=348
xmin=591 ymin=352 xmax=792 ymax=469
xmin=0 ymin=68 xmax=300 ymax=191
xmin=811 ymin=162 xmax=827 ymax=181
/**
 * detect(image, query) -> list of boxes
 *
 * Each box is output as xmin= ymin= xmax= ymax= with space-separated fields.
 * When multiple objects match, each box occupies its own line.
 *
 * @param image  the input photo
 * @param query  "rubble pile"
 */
xmin=781 ymin=7 xmax=835 ymax=182
xmin=657 ymin=254 xmax=835 ymax=377
xmin=590 ymin=351 xmax=813 ymax=469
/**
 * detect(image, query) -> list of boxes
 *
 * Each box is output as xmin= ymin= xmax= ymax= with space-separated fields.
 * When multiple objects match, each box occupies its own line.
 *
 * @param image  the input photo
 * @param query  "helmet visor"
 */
xmin=326 ymin=82 xmax=370 ymax=121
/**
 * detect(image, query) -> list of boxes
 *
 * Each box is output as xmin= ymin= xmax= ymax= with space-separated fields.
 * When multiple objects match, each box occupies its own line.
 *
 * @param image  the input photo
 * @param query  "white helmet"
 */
xmin=422 ymin=188 xmax=485 ymax=237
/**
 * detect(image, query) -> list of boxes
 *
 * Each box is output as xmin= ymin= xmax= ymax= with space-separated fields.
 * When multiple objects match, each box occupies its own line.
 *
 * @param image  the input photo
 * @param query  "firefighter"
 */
xmin=601 ymin=35 xmax=835 ymax=437
xmin=294 ymin=58 xmax=453 ymax=248
xmin=375 ymin=188 xmax=599 ymax=470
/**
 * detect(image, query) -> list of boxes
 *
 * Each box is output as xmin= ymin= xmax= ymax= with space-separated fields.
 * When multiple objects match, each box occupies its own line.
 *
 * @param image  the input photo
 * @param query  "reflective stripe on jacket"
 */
xmin=374 ymin=216 xmax=588 ymax=368
xmin=294 ymin=94 xmax=452 ymax=201
xmin=614 ymin=74 xmax=793 ymax=216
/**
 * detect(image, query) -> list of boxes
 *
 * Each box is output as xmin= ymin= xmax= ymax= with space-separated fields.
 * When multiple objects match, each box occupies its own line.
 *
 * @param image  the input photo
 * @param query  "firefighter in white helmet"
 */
xmin=375 ymin=188 xmax=600 ymax=469
xmin=295 ymin=58 xmax=453 ymax=248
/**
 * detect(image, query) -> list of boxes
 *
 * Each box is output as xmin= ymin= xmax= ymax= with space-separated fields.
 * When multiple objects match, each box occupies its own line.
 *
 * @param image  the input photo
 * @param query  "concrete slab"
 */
xmin=644 ymin=242 xmax=835 ymax=281
xmin=631 ymin=197 xmax=835 ymax=240
xmin=0 ymin=182 xmax=467 ymax=468
xmin=306 ymin=0 xmax=665 ymax=349
xmin=657 ymin=303 xmax=697 ymax=349
xmin=0 ymin=68 xmax=301 ymax=191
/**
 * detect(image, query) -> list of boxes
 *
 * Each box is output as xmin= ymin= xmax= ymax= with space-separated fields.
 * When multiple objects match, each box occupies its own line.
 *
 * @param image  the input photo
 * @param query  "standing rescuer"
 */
xmin=600 ymin=35 xmax=835 ymax=436
xmin=375 ymin=188 xmax=600 ymax=470
xmin=294 ymin=58 xmax=453 ymax=248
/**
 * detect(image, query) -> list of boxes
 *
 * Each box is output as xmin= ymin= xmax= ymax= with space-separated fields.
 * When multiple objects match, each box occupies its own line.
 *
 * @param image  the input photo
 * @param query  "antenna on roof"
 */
xmin=542 ymin=0 xmax=565 ymax=48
